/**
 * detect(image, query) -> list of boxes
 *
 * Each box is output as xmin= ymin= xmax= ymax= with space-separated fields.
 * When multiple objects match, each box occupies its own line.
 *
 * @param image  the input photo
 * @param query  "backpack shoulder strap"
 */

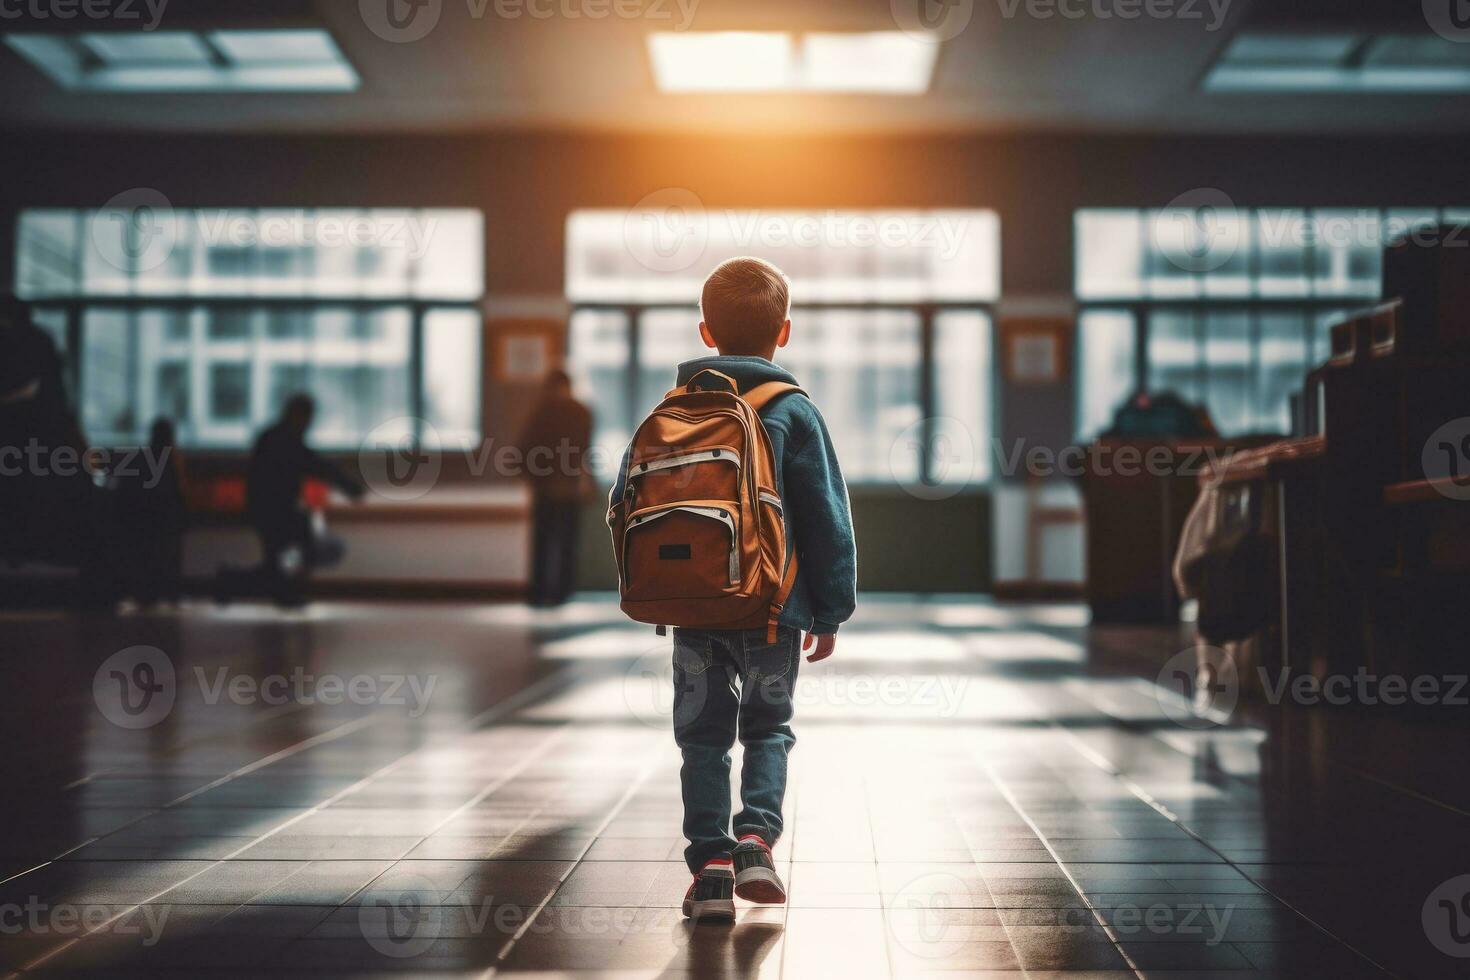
xmin=765 ymin=550 xmax=799 ymax=644
xmin=742 ymin=381 xmax=806 ymax=413
xmin=745 ymin=380 xmax=806 ymax=643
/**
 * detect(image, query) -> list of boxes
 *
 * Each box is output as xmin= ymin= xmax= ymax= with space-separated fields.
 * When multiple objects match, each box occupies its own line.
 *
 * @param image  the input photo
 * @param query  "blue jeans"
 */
xmin=672 ymin=625 xmax=800 ymax=874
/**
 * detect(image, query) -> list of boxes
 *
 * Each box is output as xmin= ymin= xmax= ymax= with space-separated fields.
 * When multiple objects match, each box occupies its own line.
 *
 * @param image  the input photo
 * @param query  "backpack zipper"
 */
xmin=629 ymin=447 xmax=742 ymax=478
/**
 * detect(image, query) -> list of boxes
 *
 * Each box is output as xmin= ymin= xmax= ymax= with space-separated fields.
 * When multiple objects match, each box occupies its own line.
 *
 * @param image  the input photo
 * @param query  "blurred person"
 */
xmin=515 ymin=369 xmax=593 ymax=607
xmin=246 ymin=394 xmax=364 ymax=605
xmin=0 ymin=299 xmax=103 ymax=597
xmin=0 ymin=299 xmax=73 ymax=444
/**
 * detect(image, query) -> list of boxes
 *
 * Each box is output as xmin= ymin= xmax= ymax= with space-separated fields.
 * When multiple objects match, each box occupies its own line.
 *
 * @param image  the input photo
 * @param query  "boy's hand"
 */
xmin=802 ymin=632 xmax=836 ymax=663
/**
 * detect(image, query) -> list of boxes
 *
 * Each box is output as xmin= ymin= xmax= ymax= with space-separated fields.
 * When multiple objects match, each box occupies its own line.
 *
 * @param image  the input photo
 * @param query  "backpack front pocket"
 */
xmin=628 ymin=447 xmax=743 ymax=505
xmin=622 ymin=504 xmax=739 ymax=600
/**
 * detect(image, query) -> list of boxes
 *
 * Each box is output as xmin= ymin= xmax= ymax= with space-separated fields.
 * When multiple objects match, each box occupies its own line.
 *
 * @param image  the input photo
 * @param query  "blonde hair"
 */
xmin=700 ymin=257 xmax=791 ymax=355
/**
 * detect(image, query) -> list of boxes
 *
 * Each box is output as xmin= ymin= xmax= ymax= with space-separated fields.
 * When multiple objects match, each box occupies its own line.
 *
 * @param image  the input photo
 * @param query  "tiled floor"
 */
xmin=1 ymin=596 xmax=1467 ymax=977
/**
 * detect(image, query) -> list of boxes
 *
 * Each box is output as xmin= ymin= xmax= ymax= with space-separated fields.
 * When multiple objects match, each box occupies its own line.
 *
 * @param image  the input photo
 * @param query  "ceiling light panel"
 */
xmin=648 ymin=31 xmax=939 ymax=93
xmin=6 ymin=28 xmax=358 ymax=92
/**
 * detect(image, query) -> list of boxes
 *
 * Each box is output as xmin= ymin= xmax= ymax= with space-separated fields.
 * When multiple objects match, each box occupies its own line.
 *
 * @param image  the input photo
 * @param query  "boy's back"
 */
xmin=607 ymin=257 xmax=856 ymax=921
xmin=661 ymin=353 xmax=855 ymax=635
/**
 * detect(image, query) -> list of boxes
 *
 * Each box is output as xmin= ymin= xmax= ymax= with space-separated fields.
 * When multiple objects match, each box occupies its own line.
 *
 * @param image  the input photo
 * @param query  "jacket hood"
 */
xmin=674 ymin=355 xmax=800 ymax=392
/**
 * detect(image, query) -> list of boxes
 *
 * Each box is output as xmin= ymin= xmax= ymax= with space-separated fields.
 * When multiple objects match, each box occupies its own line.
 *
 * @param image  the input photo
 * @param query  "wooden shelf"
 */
xmin=1384 ymin=477 xmax=1470 ymax=506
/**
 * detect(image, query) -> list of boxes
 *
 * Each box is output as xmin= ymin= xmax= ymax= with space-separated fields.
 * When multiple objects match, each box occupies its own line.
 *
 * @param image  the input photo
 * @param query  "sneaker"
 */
xmin=732 ymin=835 xmax=786 ymax=904
xmin=681 ymin=857 xmax=735 ymax=921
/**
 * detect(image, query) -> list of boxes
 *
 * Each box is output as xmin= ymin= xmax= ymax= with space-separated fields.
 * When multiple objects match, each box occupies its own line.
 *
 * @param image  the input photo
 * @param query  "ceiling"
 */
xmin=0 ymin=0 xmax=1466 ymax=135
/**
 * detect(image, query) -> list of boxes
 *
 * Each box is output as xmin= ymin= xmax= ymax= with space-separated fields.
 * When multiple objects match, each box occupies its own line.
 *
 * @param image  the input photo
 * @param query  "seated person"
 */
xmin=245 ymin=395 xmax=364 ymax=604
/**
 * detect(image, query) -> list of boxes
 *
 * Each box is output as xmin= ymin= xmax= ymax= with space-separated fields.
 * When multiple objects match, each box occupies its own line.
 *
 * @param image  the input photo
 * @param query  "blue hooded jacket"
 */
xmin=609 ymin=355 xmax=857 ymax=634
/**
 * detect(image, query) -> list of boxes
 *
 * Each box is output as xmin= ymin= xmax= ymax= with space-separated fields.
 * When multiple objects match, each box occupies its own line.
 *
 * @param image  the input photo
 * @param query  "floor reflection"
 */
xmin=0 ymin=596 xmax=1464 ymax=976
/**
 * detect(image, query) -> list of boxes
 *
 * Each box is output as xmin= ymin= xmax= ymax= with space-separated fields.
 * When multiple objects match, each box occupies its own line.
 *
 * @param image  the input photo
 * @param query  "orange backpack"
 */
xmin=608 ymin=368 xmax=802 ymax=642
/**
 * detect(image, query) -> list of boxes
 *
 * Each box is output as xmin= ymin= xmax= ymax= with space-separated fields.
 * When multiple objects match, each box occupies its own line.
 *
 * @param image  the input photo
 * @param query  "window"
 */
xmin=1205 ymin=31 xmax=1470 ymax=94
xmin=1073 ymin=207 xmax=1467 ymax=439
xmin=6 ymin=29 xmax=358 ymax=92
xmin=566 ymin=209 xmax=999 ymax=485
xmin=15 ymin=208 xmax=484 ymax=450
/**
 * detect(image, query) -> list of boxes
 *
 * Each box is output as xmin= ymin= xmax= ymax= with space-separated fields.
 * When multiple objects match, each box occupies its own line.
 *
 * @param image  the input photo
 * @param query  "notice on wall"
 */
xmin=500 ymin=334 xmax=550 ymax=380
xmin=1000 ymin=316 xmax=1072 ymax=385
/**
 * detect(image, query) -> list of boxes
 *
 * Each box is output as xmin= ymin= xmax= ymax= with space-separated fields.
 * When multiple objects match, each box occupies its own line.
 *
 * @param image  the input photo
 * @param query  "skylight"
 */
xmin=5 ymin=29 xmax=358 ymax=92
xmin=647 ymin=31 xmax=939 ymax=93
xmin=1205 ymin=32 xmax=1470 ymax=93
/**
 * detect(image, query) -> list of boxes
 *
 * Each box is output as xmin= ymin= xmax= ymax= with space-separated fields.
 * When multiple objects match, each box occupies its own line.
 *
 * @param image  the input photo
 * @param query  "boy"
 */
xmin=609 ymin=256 xmax=857 ymax=920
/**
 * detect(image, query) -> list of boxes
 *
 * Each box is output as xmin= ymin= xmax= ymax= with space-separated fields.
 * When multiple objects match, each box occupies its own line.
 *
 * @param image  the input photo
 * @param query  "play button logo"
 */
xmin=1425 ymin=0 xmax=1470 ymax=42
xmin=891 ymin=0 xmax=975 ymax=42
xmin=361 ymin=0 xmax=443 ymax=43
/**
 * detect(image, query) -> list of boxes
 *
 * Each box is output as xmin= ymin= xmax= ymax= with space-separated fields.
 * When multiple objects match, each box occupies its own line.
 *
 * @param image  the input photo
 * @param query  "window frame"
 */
xmin=17 ymin=204 xmax=486 ymax=451
xmin=1074 ymin=297 xmax=1356 ymax=439
xmin=1073 ymin=205 xmax=1467 ymax=439
xmin=29 ymin=296 xmax=480 ymax=451
xmin=568 ymin=299 xmax=997 ymax=487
